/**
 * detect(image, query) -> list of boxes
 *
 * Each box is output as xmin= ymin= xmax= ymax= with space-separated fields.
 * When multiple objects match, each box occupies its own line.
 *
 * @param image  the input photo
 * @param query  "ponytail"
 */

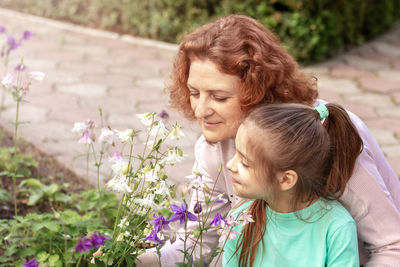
xmin=322 ymin=103 xmax=363 ymax=198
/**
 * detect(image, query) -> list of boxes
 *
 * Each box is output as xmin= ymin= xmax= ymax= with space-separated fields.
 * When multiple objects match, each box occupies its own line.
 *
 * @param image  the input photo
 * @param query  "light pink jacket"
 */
xmin=158 ymin=106 xmax=400 ymax=267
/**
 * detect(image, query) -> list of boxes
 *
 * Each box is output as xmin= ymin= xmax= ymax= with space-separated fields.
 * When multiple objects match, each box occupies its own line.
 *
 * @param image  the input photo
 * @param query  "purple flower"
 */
xmin=149 ymin=214 xmax=170 ymax=233
xmin=74 ymin=237 xmax=93 ymax=252
xmin=193 ymin=201 xmax=202 ymax=214
xmin=209 ymin=213 xmax=227 ymax=227
xmin=158 ymin=109 xmax=169 ymax=119
xmin=7 ymin=36 xmax=20 ymax=50
xmin=14 ymin=64 xmax=27 ymax=72
xmin=22 ymin=30 xmax=35 ymax=40
xmin=145 ymin=230 xmax=164 ymax=244
xmin=89 ymin=231 xmax=110 ymax=248
xmin=169 ymin=202 xmax=197 ymax=226
xmin=0 ymin=26 xmax=5 ymax=33
xmin=24 ymin=258 xmax=39 ymax=267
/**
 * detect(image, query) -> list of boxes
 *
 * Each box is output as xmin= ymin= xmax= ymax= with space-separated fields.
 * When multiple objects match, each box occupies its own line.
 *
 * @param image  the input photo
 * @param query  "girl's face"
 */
xmin=187 ymin=59 xmax=244 ymax=143
xmin=226 ymin=124 xmax=272 ymax=200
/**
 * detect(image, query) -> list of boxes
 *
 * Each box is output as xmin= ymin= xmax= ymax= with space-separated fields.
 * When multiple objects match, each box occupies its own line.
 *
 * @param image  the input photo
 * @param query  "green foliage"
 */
xmin=0 ymin=0 xmax=399 ymax=62
xmin=0 ymin=147 xmax=38 ymax=178
xmin=18 ymin=178 xmax=72 ymax=205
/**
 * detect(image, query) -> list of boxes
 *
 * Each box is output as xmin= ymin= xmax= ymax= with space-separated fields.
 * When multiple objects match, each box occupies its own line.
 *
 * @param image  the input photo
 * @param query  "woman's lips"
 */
xmin=203 ymin=121 xmax=220 ymax=128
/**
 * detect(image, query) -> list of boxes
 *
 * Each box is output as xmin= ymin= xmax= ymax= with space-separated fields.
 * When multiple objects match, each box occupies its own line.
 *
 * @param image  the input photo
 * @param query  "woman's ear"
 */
xmin=277 ymin=170 xmax=298 ymax=191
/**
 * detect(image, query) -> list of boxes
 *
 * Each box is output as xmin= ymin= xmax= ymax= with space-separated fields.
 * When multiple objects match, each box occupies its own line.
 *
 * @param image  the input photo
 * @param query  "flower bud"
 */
xmin=194 ymin=201 xmax=202 ymax=214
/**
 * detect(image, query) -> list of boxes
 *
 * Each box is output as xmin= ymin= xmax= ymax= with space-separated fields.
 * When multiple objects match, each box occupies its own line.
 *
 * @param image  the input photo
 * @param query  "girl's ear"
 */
xmin=277 ymin=170 xmax=298 ymax=191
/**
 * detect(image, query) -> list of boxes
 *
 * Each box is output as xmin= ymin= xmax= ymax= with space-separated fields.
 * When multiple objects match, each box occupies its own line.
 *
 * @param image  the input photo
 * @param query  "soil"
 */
xmin=0 ymin=125 xmax=87 ymax=219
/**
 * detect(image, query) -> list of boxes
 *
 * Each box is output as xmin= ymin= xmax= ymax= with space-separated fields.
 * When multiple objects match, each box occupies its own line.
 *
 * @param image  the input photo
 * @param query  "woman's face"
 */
xmin=187 ymin=59 xmax=244 ymax=143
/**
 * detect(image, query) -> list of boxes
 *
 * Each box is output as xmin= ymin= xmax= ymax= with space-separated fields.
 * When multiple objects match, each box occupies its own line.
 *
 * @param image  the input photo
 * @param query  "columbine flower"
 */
xmin=22 ymin=30 xmax=35 ymax=40
xmin=218 ymin=228 xmax=240 ymax=242
xmin=110 ymin=151 xmax=122 ymax=162
xmin=145 ymin=230 xmax=163 ymax=244
xmin=110 ymin=158 xmax=128 ymax=175
xmin=89 ymin=231 xmax=110 ymax=248
xmin=29 ymin=71 xmax=45 ymax=82
xmin=169 ymin=202 xmax=197 ymax=226
xmin=193 ymin=201 xmax=202 ymax=214
xmin=98 ymin=127 xmax=116 ymax=145
xmin=149 ymin=214 xmax=170 ymax=233
xmin=225 ymin=215 xmax=239 ymax=227
xmin=170 ymin=125 xmax=184 ymax=140
xmin=141 ymin=164 xmax=161 ymax=183
xmin=137 ymin=112 xmax=155 ymax=127
xmin=149 ymin=120 xmax=168 ymax=139
xmin=186 ymin=172 xmax=205 ymax=190
xmin=7 ymin=36 xmax=20 ymax=50
xmin=117 ymin=217 xmax=130 ymax=228
xmin=240 ymin=212 xmax=255 ymax=225
xmin=209 ymin=213 xmax=227 ymax=227
xmin=0 ymin=26 xmax=5 ymax=33
xmin=115 ymin=129 xmax=134 ymax=143
xmin=154 ymin=180 xmax=172 ymax=197
xmin=78 ymin=131 xmax=92 ymax=144
xmin=24 ymin=258 xmax=39 ymax=267
xmin=158 ymin=109 xmax=169 ymax=119
xmin=14 ymin=64 xmax=27 ymax=72
xmin=133 ymin=193 xmax=158 ymax=209
xmin=215 ymin=193 xmax=229 ymax=204
xmin=161 ymin=148 xmax=184 ymax=165
xmin=106 ymin=174 xmax=131 ymax=194
xmin=74 ymin=237 xmax=93 ymax=252
xmin=1 ymin=74 xmax=13 ymax=89
xmin=71 ymin=121 xmax=90 ymax=135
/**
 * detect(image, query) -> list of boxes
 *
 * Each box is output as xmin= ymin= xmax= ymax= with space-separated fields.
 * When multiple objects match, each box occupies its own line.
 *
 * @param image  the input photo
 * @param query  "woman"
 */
xmin=137 ymin=14 xmax=400 ymax=266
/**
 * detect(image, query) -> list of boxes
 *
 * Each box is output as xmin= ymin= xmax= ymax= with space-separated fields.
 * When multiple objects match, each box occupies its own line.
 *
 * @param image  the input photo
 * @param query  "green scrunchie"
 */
xmin=314 ymin=104 xmax=329 ymax=120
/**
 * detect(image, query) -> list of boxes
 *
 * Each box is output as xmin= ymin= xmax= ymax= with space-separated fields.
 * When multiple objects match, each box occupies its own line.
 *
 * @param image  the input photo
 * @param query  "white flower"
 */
xmin=29 ymin=71 xmax=45 ymax=82
xmin=99 ymin=127 xmax=116 ymax=145
xmin=149 ymin=120 xmax=168 ymax=139
xmin=225 ymin=215 xmax=239 ymax=227
xmin=110 ymin=159 xmax=128 ymax=175
xmin=218 ymin=227 xmax=240 ymax=242
xmin=1 ymin=74 xmax=13 ymax=89
xmin=137 ymin=112 xmax=155 ymax=127
xmin=142 ymin=165 xmax=161 ymax=183
xmin=71 ymin=122 xmax=89 ymax=135
xmin=133 ymin=194 xmax=157 ymax=209
xmin=78 ymin=132 xmax=92 ymax=144
xmin=170 ymin=125 xmax=185 ymax=140
xmin=161 ymin=148 xmax=184 ymax=165
xmin=106 ymin=174 xmax=131 ymax=194
xmin=240 ymin=212 xmax=255 ymax=225
xmin=117 ymin=217 xmax=130 ymax=228
xmin=186 ymin=172 xmax=205 ymax=190
xmin=115 ymin=129 xmax=134 ymax=143
xmin=155 ymin=180 xmax=173 ymax=197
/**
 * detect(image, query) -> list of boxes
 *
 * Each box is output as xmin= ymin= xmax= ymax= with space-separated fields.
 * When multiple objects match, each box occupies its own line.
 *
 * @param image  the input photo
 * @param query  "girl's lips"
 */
xmin=232 ymin=177 xmax=240 ymax=184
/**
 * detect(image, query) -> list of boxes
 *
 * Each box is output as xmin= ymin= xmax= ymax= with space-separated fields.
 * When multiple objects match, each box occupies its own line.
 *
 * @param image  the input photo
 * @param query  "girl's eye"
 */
xmin=241 ymin=161 xmax=249 ymax=168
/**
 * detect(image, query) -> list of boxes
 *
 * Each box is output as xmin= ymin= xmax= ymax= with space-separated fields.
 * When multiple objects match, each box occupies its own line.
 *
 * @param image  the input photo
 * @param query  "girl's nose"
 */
xmin=226 ymin=157 xmax=236 ymax=173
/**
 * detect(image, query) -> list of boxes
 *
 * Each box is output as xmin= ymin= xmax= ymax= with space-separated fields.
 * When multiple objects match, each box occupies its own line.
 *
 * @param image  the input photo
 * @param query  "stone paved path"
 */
xmin=0 ymin=8 xmax=399 ymax=188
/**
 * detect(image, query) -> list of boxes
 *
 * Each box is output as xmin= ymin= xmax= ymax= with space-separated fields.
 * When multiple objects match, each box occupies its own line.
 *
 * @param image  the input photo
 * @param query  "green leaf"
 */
xmin=20 ymin=178 xmax=44 ymax=188
xmin=28 ymin=190 xmax=44 ymax=205
xmin=37 ymin=251 xmax=50 ymax=262
xmin=43 ymin=221 xmax=61 ymax=232
xmin=31 ymin=222 xmax=44 ymax=231
xmin=48 ymin=254 xmax=61 ymax=266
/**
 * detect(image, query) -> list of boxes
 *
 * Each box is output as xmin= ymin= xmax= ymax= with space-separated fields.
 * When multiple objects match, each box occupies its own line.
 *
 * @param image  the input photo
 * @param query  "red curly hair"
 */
xmin=166 ymin=14 xmax=318 ymax=120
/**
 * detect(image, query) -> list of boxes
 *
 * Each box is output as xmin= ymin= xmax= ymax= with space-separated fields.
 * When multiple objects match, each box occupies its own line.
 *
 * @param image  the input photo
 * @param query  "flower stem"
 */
xmin=12 ymin=175 xmax=17 ymax=216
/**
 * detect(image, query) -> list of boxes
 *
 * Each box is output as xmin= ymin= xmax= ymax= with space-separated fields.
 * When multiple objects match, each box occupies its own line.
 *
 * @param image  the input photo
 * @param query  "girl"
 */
xmin=224 ymin=103 xmax=362 ymax=267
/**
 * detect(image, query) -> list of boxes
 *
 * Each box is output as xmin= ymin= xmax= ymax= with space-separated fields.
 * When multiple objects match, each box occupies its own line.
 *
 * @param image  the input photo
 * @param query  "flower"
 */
xmin=158 ymin=109 xmax=169 ymax=119
xmin=193 ymin=201 xmax=202 ymax=214
xmin=161 ymin=148 xmax=184 ymax=165
xmin=71 ymin=121 xmax=90 ymax=135
xmin=110 ymin=151 xmax=122 ymax=161
xmin=154 ymin=180 xmax=172 ymax=197
xmin=219 ymin=228 xmax=240 ymax=242
xmin=133 ymin=193 xmax=158 ymax=209
xmin=209 ymin=213 xmax=227 ymax=227
xmin=169 ymin=202 xmax=197 ymax=226
xmin=149 ymin=213 xmax=170 ymax=233
xmin=149 ymin=120 xmax=168 ymax=139
xmin=215 ymin=193 xmax=228 ymax=204
xmin=1 ymin=74 xmax=13 ymax=89
xmin=117 ymin=217 xmax=129 ymax=228
xmin=0 ymin=25 xmax=5 ymax=33
xmin=170 ymin=125 xmax=185 ymax=140
xmin=110 ymin=159 xmax=128 ymax=175
xmin=186 ymin=172 xmax=205 ymax=190
xmin=29 ymin=71 xmax=45 ymax=82
xmin=240 ymin=212 xmax=255 ymax=225
xmin=74 ymin=237 xmax=93 ymax=252
xmin=137 ymin=112 xmax=155 ymax=127
xmin=145 ymin=230 xmax=163 ymax=244
xmin=7 ymin=36 xmax=20 ymax=50
xmin=78 ymin=131 xmax=93 ymax=144
xmin=225 ymin=215 xmax=239 ymax=227
xmin=106 ymin=174 xmax=131 ymax=194
xmin=89 ymin=231 xmax=110 ymax=248
xmin=22 ymin=30 xmax=35 ymax=40
xmin=14 ymin=64 xmax=27 ymax=72
xmin=24 ymin=258 xmax=39 ymax=267
xmin=115 ymin=129 xmax=134 ymax=143
xmin=99 ymin=127 xmax=116 ymax=145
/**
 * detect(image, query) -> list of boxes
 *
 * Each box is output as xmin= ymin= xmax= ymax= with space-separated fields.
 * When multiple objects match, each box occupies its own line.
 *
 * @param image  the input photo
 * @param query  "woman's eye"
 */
xmin=189 ymin=92 xmax=199 ymax=97
xmin=214 ymin=96 xmax=228 ymax=102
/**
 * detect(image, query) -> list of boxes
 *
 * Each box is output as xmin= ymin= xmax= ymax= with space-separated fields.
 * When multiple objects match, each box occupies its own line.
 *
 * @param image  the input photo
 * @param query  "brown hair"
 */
xmin=236 ymin=103 xmax=363 ymax=267
xmin=166 ymin=14 xmax=318 ymax=119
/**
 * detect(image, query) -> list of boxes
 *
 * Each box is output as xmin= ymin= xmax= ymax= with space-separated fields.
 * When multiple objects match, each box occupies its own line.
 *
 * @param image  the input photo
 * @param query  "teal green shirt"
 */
xmin=223 ymin=199 xmax=359 ymax=267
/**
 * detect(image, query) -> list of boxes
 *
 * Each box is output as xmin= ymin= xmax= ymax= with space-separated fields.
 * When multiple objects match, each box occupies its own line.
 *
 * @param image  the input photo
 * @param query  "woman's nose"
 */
xmin=194 ymin=97 xmax=213 ymax=118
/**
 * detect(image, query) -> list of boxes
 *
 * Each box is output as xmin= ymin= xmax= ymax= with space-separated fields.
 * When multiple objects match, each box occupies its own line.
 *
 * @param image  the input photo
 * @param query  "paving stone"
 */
xmin=373 ymin=42 xmax=400 ymax=57
xmin=82 ymin=73 xmax=135 ymax=88
xmin=1 ymin=104 xmax=47 ymax=124
xmin=377 ymin=70 xmax=400 ymax=82
xmin=317 ymin=90 xmax=343 ymax=103
xmin=27 ymin=93 xmax=80 ymax=110
xmin=359 ymin=77 xmax=400 ymax=93
xmin=58 ymin=62 xmax=108 ymax=74
xmin=364 ymin=118 xmax=400 ymax=138
xmin=346 ymin=93 xmax=394 ymax=108
xmin=381 ymin=145 xmax=400 ymax=157
xmin=330 ymin=63 xmax=374 ymax=79
xmin=376 ymin=107 xmax=400 ymax=118
xmin=344 ymin=55 xmax=390 ymax=71
xmin=392 ymin=92 xmax=400 ymax=104
xmin=303 ymin=65 xmax=330 ymax=76
xmin=317 ymin=76 xmax=360 ymax=94
xmin=341 ymin=101 xmax=377 ymax=119
xmin=368 ymin=128 xmax=398 ymax=146
xmin=40 ymin=70 xmax=82 ymax=84
xmin=56 ymin=83 xmax=108 ymax=97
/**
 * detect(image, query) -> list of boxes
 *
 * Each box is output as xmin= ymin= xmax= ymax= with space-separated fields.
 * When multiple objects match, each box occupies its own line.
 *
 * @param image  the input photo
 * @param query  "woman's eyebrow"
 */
xmin=187 ymin=84 xmax=234 ymax=95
